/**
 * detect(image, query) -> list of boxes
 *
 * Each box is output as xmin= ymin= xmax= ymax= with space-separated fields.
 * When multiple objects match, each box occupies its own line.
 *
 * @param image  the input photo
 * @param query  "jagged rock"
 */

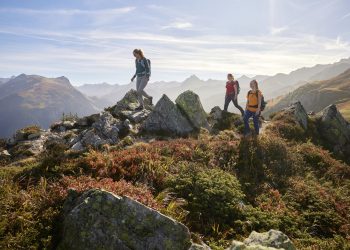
xmin=175 ymin=90 xmax=209 ymax=129
xmin=210 ymin=106 xmax=223 ymax=121
xmin=71 ymin=141 xmax=84 ymax=151
xmin=76 ymin=117 xmax=88 ymax=127
xmin=113 ymin=89 xmax=152 ymax=115
xmin=59 ymin=189 xmax=192 ymax=250
xmin=76 ymin=113 xmax=121 ymax=148
xmin=14 ymin=130 xmax=26 ymax=142
xmin=321 ymin=104 xmax=350 ymax=144
xmin=27 ymin=132 xmax=41 ymax=140
xmin=120 ymin=109 xmax=151 ymax=123
xmin=320 ymin=105 xmax=350 ymax=158
xmin=80 ymin=129 xmax=105 ymax=148
xmin=283 ymin=102 xmax=308 ymax=129
xmin=51 ymin=120 xmax=76 ymax=132
xmin=208 ymin=106 xmax=242 ymax=132
xmin=92 ymin=112 xmax=120 ymax=144
xmin=227 ymin=230 xmax=296 ymax=250
xmin=142 ymin=94 xmax=194 ymax=136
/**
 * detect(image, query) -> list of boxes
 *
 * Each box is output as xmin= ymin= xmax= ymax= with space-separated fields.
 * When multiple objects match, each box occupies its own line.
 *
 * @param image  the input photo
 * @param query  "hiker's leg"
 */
xmin=139 ymin=76 xmax=151 ymax=99
xmin=252 ymin=112 xmax=260 ymax=135
xmin=136 ymin=76 xmax=144 ymax=107
xmin=243 ymin=110 xmax=253 ymax=135
xmin=233 ymin=97 xmax=245 ymax=116
xmin=223 ymin=95 xmax=231 ymax=111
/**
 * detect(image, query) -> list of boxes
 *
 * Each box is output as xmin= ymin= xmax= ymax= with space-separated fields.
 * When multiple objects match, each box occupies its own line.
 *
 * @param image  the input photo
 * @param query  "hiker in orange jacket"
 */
xmin=223 ymin=73 xmax=244 ymax=116
xmin=243 ymin=80 xmax=263 ymax=136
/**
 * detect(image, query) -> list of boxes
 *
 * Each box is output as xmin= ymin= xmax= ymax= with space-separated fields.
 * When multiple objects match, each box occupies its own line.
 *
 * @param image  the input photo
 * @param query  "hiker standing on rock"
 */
xmin=223 ymin=73 xmax=244 ymax=116
xmin=131 ymin=49 xmax=153 ymax=110
xmin=243 ymin=80 xmax=265 ymax=136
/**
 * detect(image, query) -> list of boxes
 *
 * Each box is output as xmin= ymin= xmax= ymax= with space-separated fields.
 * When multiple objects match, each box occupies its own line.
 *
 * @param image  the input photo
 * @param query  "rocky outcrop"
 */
xmin=320 ymin=104 xmax=350 ymax=159
xmin=142 ymin=94 xmax=194 ymax=136
xmin=208 ymin=106 xmax=242 ymax=132
xmin=227 ymin=230 xmax=296 ymax=250
xmin=112 ymin=89 xmax=152 ymax=116
xmin=77 ymin=112 xmax=121 ymax=149
xmin=175 ymin=90 xmax=209 ymax=129
xmin=59 ymin=189 xmax=192 ymax=250
xmin=283 ymin=102 xmax=308 ymax=129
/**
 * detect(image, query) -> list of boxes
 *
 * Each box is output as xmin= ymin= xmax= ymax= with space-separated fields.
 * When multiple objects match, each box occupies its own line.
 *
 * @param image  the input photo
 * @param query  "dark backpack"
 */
xmin=248 ymin=90 xmax=267 ymax=111
xmin=146 ymin=58 xmax=151 ymax=70
xmin=234 ymin=80 xmax=241 ymax=94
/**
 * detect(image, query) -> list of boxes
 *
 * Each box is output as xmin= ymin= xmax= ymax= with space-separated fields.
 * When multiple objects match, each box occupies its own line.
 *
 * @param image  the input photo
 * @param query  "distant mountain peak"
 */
xmin=183 ymin=75 xmax=201 ymax=85
xmin=239 ymin=75 xmax=250 ymax=80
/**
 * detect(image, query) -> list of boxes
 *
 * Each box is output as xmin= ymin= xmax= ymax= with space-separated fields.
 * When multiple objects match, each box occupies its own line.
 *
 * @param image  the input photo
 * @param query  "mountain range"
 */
xmin=264 ymin=68 xmax=350 ymax=120
xmin=0 ymin=74 xmax=98 ymax=138
xmin=78 ymin=57 xmax=350 ymax=112
xmin=1 ymin=57 xmax=350 ymax=138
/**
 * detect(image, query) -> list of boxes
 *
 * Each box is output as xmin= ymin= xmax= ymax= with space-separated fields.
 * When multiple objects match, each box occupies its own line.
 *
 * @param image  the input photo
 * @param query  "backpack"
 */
xmin=146 ymin=58 xmax=151 ymax=71
xmin=248 ymin=90 xmax=267 ymax=111
xmin=234 ymin=80 xmax=240 ymax=94
xmin=139 ymin=58 xmax=151 ymax=72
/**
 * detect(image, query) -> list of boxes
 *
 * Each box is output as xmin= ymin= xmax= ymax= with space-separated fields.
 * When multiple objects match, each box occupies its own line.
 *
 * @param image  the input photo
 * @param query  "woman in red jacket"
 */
xmin=223 ymin=73 xmax=244 ymax=116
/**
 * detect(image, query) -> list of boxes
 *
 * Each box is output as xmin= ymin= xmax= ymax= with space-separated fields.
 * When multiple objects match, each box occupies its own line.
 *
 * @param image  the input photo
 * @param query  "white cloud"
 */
xmin=342 ymin=12 xmax=350 ymax=19
xmin=0 ymin=7 xmax=135 ymax=16
xmin=0 ymin=27 xmax=350 ymax=83
xmin=161 ymin=21 xmax=193 ymax=30
xmin=270 ymin=26 xmax=289 ymax=35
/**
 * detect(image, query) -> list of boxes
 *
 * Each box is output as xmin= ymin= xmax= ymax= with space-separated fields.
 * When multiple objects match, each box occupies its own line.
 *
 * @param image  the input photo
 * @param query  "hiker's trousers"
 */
xmin=136 ymin=75 xmax=150 ymax=107
xmin=224 ymin=94 xmax=244 ymax=116
xmin=243 ymin=110 xmax=260 ymax=135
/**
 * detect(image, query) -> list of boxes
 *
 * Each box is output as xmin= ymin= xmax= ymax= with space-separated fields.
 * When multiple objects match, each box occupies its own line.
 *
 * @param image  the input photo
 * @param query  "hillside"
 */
xmin=261 ymin=57 xmax=350 ymax=99
xmin=0 ymin=74 xmax=98 ymax=138
xmin=264 ymin=69 xmax=350 ymax=120
xmin=0 ymin=90 xmax=349 ymax=250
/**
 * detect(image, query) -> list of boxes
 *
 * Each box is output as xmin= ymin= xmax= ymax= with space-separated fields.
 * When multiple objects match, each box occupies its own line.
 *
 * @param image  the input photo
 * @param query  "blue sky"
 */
xmin=0 ymin=0 xmax=350 ymax=85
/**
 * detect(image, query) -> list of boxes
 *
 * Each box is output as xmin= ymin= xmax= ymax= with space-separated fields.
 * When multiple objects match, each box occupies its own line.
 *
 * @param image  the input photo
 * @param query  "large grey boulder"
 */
xmin=142 ymin=94 xmax=194 ymax=136
xmin=113 ymin=89 xmax=152 ymax=115
xmin=175 ymin=90 xmax=209 ymax=129
xmin=320 ymin=104 xmax=350 ymax=159
xmin=321 ymin=104 xmax=350 ymax=145
xmin=59 ymin=189 xmax=192 ymax=250
xmin=227 ymin=230 xmax=296 ymax=250
xmin=283 ymin=102 xmax=308 ymax=129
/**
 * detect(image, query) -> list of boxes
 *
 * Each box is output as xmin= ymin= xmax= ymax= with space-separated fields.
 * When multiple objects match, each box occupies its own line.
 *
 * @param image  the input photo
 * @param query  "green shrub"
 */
xmin=167 ymin=165 xmax=245 ymax=231
xmin=237 ymin=135 xmax=302 ymax=199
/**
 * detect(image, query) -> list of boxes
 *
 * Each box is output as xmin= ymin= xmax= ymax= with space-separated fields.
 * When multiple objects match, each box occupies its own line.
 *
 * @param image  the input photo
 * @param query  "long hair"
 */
xmin=251 ymin=79 xmax=259 ymax=90
xmin=227 ymin=73 xmax=234 ymax=79
xmin=133 ymin=49 xmax=145 ymax=58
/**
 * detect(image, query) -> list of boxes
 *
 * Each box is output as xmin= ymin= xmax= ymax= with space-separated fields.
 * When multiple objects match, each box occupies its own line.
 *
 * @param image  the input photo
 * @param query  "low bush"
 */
xmin=166 ymin=165 xmax=245 ymax=233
